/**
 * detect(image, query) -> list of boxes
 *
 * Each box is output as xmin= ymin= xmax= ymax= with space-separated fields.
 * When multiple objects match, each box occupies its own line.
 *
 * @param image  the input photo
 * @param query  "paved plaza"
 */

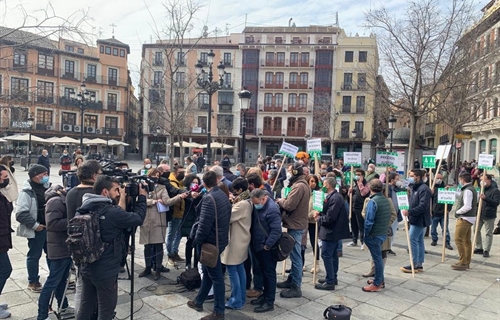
xmin=2 ymin=162 xmax=499 ymax=319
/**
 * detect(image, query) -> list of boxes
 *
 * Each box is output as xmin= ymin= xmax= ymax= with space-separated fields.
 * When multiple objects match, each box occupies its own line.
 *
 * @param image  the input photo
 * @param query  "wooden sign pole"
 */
xmin=313 ymin=222 xmax=319 ymax=284
xmin=442 ymin=204 xmax=448 ymax=262
xmin=349 ymin=166 xmax=354 ymax=219
xmin=404 ymin=218 xmax=415 ymax=278
xmin=471 ymin=169 xmax=486 ymax=259
xmin=272 ymin=155 xmax=287 ymax=191
xmin=385 ymin=167 xmax=390 ymax=197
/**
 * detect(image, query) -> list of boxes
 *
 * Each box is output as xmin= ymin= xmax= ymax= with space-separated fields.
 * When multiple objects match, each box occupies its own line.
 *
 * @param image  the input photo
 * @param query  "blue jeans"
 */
xmin=27 ymin=229 xmax=47 ymax=283
xmin=287 ymin=229 xmax=303 ymax=287
xmin=0 ymin=252 xmax=12 ymax=294
xmin=37 ymin=257 xmax=72 ymax=320
xmin=226 ymin=263 xmax=246 ymax=309
xmin=195 ymin=254 xmax=225 ymax=315
xmin=431 ymin=216 xmax=450 ymax=244
xmin=255 ymin=249 xmax=277 ymax=305
xmin=364 ymin=236 xmax=384 ymax=286
xmin=166 ymin=218 xmax=182 ymax=256
xmin=337 ymin=240 xmax=343 ymax=253
xmin=409 ymin=225 xmax=426 ymax=266
xmin=321 ymin=240 xmax=339 ymax=285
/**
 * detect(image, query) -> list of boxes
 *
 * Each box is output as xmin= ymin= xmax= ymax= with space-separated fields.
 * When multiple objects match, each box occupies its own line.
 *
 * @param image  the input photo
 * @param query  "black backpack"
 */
xmin=66 ymin=208 xmax=108 ymax=267
xmin=177 ymin=268 xmax=201 ymax=291
xmin=323 ymin=305 xmax=352 ymax=320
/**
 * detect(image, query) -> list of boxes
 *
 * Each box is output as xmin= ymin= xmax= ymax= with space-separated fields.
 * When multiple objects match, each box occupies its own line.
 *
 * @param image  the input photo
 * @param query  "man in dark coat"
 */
xmin=37 ymin=149 xmax=51 ymax=175
xmin=474 ymin=173 xmax=500 ymax=258
xmin=37 ymin=185 xmax=73 ymax=320
xmin=0 ymin=165 xmax=14 ymax=319
xmin=348 ymin=169 xmax=370 ymax=248
xmin=430 ymin=172 xmax=453 ymax=250
xmin=314 ymin=177 xmax=350 ymax=291
xmin=76 ymin=175 xmax=147 ymax=320
xmin=187 ymin=171 xmax=231 ymax=320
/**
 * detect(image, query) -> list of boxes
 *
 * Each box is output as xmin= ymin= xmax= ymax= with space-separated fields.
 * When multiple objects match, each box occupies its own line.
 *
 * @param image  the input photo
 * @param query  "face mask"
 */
xmin=254 ymin=204 xmax=263 ymax=210
xmin=162 ymin=172 xmax=170 ymax=178
xmin=63 ymin=153 xmax=68 ymax=156
xmin=0 ymin=179 xmax=9 ymax=188
xmin=235 ymin=170 xmax=241 ymax=176
xmin=41 ymin=176 xmax=50 ymax=184
xmin=434 ymin=179 xmax=442 ymax=185
xmin=407 ymin=177 xmax=415 ymax=185
xmin=190 ymin=183 xmax=199 ymax=191
xmin=286 ymin=173 xmax=292 ymax=180
xmin=176 ymin=173 xmax=185 ymax=181
xmin=396 ymin=181 xmax=404 ymax=188
xmin=423 ymin=177 xmax=428 ymax=183
xmin=145 ymin=164 xmax=152 ymax=169
xmin=353 ymin=175 xmax=359 ymax=181
xmin=322 ymin=186 xmax=327 ymax=193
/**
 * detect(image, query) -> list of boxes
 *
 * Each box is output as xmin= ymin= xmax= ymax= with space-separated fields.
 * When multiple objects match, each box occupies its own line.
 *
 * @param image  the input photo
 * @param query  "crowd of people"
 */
xmin=0 ymin=151 xmax=498 ymax=320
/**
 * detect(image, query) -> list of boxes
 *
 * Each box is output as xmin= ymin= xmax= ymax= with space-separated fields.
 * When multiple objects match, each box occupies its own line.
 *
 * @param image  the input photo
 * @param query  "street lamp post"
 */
xmin=195 ymin=49 xmax=226 ymax=166
xmin=27 ymin=114 xmax=34 ymax=168
xmin=238 ymin=89 xmax=252 ymax=164
xmin=155 ymin=126 xmax=161 ymax=166
xmin=388 ymin=115 xmax=397 ymax=152
xmin=70 ymin=82 xmax=96 ymax=150
xmin=351 ymin=129 xmax=357 ymax=152
xmin=106 ymin=128 xmax=110 ymax=155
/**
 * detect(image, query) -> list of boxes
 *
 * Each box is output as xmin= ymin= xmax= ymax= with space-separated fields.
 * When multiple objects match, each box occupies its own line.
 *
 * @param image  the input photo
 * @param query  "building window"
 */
xmin=37 ymin=81 xmax=54 ymax=103
xmin=224 ymin=73 xmax=231 ymax=88
xmin=290 ymin=52 xmax=299 ymax=64
xmin=153 ymin=71 xmax=163 ymax=86
xmin=274 ymin=117 xmax=282 ymax=132
xmin=354 ymin=121 xmax=364 ymax=138
xmin=264 ymin=93 xmax=273 ymax=107
xmin=298 ymin=117 xmax=306 ymax=133
xmin=200 ymin=52 xmax=208 ymax=64
xmin=358 ymin=73 xmax=367 ymax=88
xmin=342 ymin=96 xmax=351 ymax=113
xmin=218 ymin=91 xmax=233 ymax=106
xmin=275 ymin=37 xmax=283 ymax=44
xmin=299 ymin=72 xmax=308 ymax=85
xmin=64 ymin=60 xmax=75 ymax=78
xmin=266 ymin=52 xmax=274 ymax=64
xmin=343 ymin=73 xmax=353 ymax=89
xmin=490 ymin=139 xmax=497 ymax=154
xmin=289 ymin=94 xmax=297 ymax=107
xmin=341 ymin=121 xmax=350 ymax=138
xmin=479 ymin=140 xmax=486 ymax=153
xmin=317 ymin=50 xmax=333 ymax=65
xmin=113 ymin=48 xmax=118 ymax=56
xmin=223 ymin=53 xmax=231 ymax=65
xmin=86 ymin=64 xmax=97 ymax=82
xmin=62 ymin=112 xmax=76 ymax=125
xmin=10 ymin=107 xmax=29 ymax=125
xmin=105 ymin=46 xmax=111 ymax=55
xmin=359 ymin=51 xmax=368 ymax=63
xmin=276 ymin=72 xmax=284 ymax=85
xmin=263 ymin=117 xmax=272 ymax=131
xmin=65 ymin=45 xmax=74 ymax=52
xmin=288 ymin=117 xmax=296 ymax=132
xmin=493 ymin=98 xmax=499 ymax=118
xmin=276 ymin=93 xmax=283 ymax=107
xmin=345 ymin=51 xmax=354 ymax=62
xmin=38 ymin=54 xmax=54 ymax=71
xmin=105 ymin=116 xmax=118 ymax=128
xmin=108 ymin=68 xmax=118 ymax=85
xmin=154 ymin=52 xmax=163 ymax=66
xmin=242 ymin=50 xmax=259 ymax=64
xmin=120 ymin=49 xmax=125 ymax=57
xmin=84 ymin=114 xmax=98 ymax=128
xmin=100 ymin=46 xmax=104 ymax=53
xmin=77 ymin=48 xmax=84 ymax=54
xmin=64 ymin=87 xmax=73 ymax=98
xmin=107 ymin=93 xmax=118 ymax=111
xmin=36 ymin=109 xmax=53 ymax=126
xmin=265 ymin=72 xmax=273 ymax=84
xmin=11 ymin=77 xmax=29 ymax=100
xmin=277 ymin=52 xmax=285 ymax=65
xmin=356 ymin=96 xmax=365 ymax=113
xmin=14 ymin=50 xmax=27 ymax=67
xmin=198 ymin=93 xmax=209 ymax=109
xmin=198 ymin=116 xmax=207 ymax=131
xmin=299 ymin=94 xmax=307 ymax=107
xmin=301 ymin=52 xmax=309 ymax=65
xmin=289 ymin=72 xmax=298 ymax=85
xmin=175 ymin=72 xmax=185 ymax=87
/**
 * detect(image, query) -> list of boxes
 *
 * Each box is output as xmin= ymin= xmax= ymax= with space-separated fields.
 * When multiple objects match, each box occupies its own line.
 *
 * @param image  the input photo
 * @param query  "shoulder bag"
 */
xmin=255 ymin=206 xmax=295 ymax=261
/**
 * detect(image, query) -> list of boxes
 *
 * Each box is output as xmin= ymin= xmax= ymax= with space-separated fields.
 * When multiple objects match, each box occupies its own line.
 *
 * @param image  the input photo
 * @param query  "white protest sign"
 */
xmin=438 ymin=188 xmax=456 ymax=204
xmin=396 ymin=191 xmax=410 ymax=211
xmin=343 ymin=152 xmax=362 ymax=167
xmin=279 ymin=142 xmax=299 ymax=158
xmin=312 ymin=190 xmax=325 ymax=211
xmin=307 ymin=139 xmax=322 ymax=157
xmin=436 ymin=145 xmax=452 ymax=160
xmin=478 ymin=153 xmax=494 ymax=170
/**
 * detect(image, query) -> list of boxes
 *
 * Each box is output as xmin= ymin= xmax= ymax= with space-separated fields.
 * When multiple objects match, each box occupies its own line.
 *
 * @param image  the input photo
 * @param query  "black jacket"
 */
xmin=251 ymin=198 xmax=282 ymax=252
xmin=180 ymin=196 xmax=202 ymax=238
xmin=432 ymin=182 xmax=452 ymax=217
xmin=318 ymin=190 xmax=350 ymax=242
xmin=37 ymin=154 xmax=51 ymax=171
xmin=194 ymin=187 xmax=231 ymax=252
xmin=78 ymin=193 xmax=146 ymax=280
xmin=45 ymin=187 xmax=71 ymax=260
xmin=352 ymin=179 xmax=369 ymax=210
xmin=223 ymin=168 xmax=237 ymax=182
xmin=481 ymin=184 xmax=500 ymax=219
xmin=0 ymin=193 xmax=14 ymax=253
xmin=408 ymin=182 xmax=432 ymax=227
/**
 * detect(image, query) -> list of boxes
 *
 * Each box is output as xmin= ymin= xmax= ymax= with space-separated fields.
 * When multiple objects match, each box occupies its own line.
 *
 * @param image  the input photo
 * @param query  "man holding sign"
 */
xmin=400 ymin=169 xmax=431 ymax=273
xmin=473 ymin=174 xmax=500 ymax=258
xmin=452 ymin=172 xmax=477 ymax=270
xmin=430 ymin=173 xmax=453 ymax=250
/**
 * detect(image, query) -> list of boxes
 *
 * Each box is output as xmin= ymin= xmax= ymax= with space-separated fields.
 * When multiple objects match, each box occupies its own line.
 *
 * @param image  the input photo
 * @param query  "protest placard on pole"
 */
xmin=396 ymin=191 xmax=415 ymax=277
xmin=307 ymin=138 xmax=322 ymax=158
xmin=311 ymin=190 xmax=324 ymax=283
xmin=431 ymin=145 xmax=451 ymax=190
xmin=422 ymin=155 xmax=436 ymax=169
xmin=477 ymin=153 xmax=494 ymax=170
xmin=438 ymin=188 xmax=456 ymax=262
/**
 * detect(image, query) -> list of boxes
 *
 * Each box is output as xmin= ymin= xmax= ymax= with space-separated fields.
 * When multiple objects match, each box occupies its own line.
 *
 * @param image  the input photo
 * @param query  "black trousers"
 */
xmin=308 ymin=223 xmax=320 ymax=261
xmin=185 ymin=237 xmax=198 ymax=267
xmin=144 ymin=243 xmax=163 ymax=271
xmin=352 ymin=208 xmax=365 ymax=244
xmin=77 ymin=275 xmax=117 ymax=320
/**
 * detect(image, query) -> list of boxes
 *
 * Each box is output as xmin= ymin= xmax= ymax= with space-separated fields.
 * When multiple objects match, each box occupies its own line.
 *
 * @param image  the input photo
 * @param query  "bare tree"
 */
xmin=311 ymin=93 xmax=335 ymax=161
xmin=364 ymin=0 xmax=477 ymax=167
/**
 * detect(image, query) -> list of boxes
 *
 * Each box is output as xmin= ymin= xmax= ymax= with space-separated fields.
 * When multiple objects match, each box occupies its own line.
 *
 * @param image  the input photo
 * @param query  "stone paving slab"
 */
xmin=3 ymin=162 xmax=500 ymax=320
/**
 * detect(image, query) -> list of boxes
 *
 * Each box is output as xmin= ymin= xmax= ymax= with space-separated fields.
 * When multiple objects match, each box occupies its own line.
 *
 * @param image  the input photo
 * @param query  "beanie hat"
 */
xmin=28 ymin=164 xmax=48 ymax=179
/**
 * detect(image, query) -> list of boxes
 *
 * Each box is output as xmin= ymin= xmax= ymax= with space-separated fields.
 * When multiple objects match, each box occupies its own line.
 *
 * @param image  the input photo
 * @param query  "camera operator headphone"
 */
xmin=291 ymin=162 xmax=303 ymax=176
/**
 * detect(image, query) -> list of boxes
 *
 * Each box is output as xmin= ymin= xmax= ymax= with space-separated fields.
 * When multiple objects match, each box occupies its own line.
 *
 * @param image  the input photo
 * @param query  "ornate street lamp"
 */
xmin=238 ymin=89 xmax=252 ymax=164
xmin=70 ymin=82 xmax=96 ymax=150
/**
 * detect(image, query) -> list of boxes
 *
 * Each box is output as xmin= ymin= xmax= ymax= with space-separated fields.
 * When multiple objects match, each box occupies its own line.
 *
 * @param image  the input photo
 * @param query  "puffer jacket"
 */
xmin=194 ymin=187 xmax=231 ymax=252
xmin=168 ymin=173 xmax=185 ymax=219
xmin=78 ymin=193 xmax=146 ymax=281
xmin=15 ymin=180 xmax=41 ymax=238
xmin=408 ymin=181 xmax=432 ymax=227
xmin=279 ymin=175 xmax=310 ymax=230
xmin=251 ymin=198 xmax=282 ymax=252
xmin=44 ymin=186 xmax=71 ymax=260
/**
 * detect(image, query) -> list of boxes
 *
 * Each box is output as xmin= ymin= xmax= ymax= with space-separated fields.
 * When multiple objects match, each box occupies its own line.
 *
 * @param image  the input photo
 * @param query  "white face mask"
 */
xmin=286 ymin=173 xmax=292 ymax=180
xmin=145 ymin=164 xmax=152 ymax=169
xmin=395 ymin=181 xmax=404 ymax=188
xmin=434 ymin=179 xmax=442 ymax=185
xmin=423 ymin=177 xmax=428 ymax=183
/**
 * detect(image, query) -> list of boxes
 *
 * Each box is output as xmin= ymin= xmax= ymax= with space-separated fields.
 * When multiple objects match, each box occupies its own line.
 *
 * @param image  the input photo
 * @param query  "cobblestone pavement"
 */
xmin=2 ymin=162 xmax=499 ymax=319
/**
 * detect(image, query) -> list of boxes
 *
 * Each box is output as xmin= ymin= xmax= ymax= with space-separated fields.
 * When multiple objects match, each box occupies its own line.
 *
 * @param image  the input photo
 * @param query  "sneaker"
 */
xmin=400 ymin=265 xmax=414 ymax=273
xmin=367 ymin=279 xmax=385 ymax=288
xmin=173 ymin=253 xmax=185 ymax=262
xmin=0 ymin=309 xmax=11 ymax=319
xmin=360 ymin=244 xmax=365 ymax=251
xmin=431 ymin=240 xmax=437 ymax=246
xmin=200 ymin=312 xmax=225 ymax=320
xmin=0 ymin=305 xmax=6 ymax=311
xmin=415 ymin=266 xmax=424 ymax=273
xmin=362 ymin=284 xmax=383 ymax=292
xmin=483 ymin=251 xmax=490 ymax=258
xmin=347 ymin=241 xmax=357 ymax=247
xmin=280 ymin=284 xmax=302 ymax=298
xmin=446 ymin=243 xmax=453 ymax=250
xmin=474 ymin=248 xmax=484 ymax=254
xmin=27 ymin=282 xmax=43 ymax=293
xmin=187 ymin=300 xmax=203 ymax=312
xmin=167 ymin=256 xmax=176 ymax=266
xmin=314 ymin=282 xmax=335 ymax=291
xmin=254 ymin=302 xmax=274 ymax=313
xmin=61 ymin=306 xmax=75 ymax=314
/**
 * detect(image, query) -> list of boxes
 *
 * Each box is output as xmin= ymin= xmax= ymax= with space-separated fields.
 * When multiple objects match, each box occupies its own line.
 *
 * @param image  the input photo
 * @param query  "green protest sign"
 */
xmin=422 ymin=155 xmax=436 ymax=169
xmin=283 ymin=187 xmax=291 ymax=198
xmin=312 ymin=190 xmax=325 ymax=211
xmin=438 ymin=188 xmax=456 ymax=204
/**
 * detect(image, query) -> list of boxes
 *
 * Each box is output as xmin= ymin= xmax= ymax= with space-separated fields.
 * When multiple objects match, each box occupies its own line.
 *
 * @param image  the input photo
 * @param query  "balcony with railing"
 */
xmin=355 ymin=105 xmax=365 ymax=114
xmin=259 ymin=104 xmax=283 ymax=112
xmin=223 ymin=59 xmax=233 ymax=67
xmin=219 ymin=82 xmax=233 ymax=90
xmin=174 ymin=59 xmax=185 ymax=67
xmin=36 ymin=95 xmax=55 ymax=104
xmin=58 ymin=96 xmax=103 ymax=110
xmin=340 ymin=105 xmax=352 ymax=113
xmin=37 ymin=66 xmax=57 ymax=77
xmin=153 ymin=59 xmax=164 ymax=66
xmin=84 ymin=73 xmax=102 ymax=84
xmin=0 ymin=90 xmax=32 ymax=102
xmin=261 ymin=80 xmax=284 ymax=89
xmin=288 ymin=104 xmax=307 ymax=113
xmin=198 ymin=102 xmax=209 ymax=110
xmin=60 ymin=69 xmax=80 ymax=81
xmin=425 ymin=123 xmax=435 ymax=137
xmin=337 ymin=131 xmax=367 ymax=139
xmin=0 ymin=59 xmax=35 ymax=73
xmin=287 ymin=128 xmax=307 ymax=137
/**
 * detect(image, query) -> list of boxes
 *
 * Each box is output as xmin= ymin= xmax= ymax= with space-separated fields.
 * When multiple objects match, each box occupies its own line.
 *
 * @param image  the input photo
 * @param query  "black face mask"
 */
xmin=176 ymin=173 xmax=185 ymax=181
xmin=158 ymin=177 xmax=170 ymax=186
xmin=150 ymin=177 xmax=159 ymax=183
xmin=0 ymin=179 xmax=9 ymax=188
xmin=162 ymin=171 xmax=170 ymax=179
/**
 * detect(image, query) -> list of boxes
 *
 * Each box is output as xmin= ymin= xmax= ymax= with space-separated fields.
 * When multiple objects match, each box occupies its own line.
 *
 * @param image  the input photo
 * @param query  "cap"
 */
xmin=28 ymin=164 xmax=48 ymax=179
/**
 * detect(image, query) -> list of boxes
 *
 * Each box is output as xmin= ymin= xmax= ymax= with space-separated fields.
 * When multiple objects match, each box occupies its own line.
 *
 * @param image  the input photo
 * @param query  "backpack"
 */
xmin=323 ymin=305 xmax=352 ymax=320
xmin=66 ymin=208 xmax=108 ymax=267
xmin=177 ymin=268 xmax=201 ymax=290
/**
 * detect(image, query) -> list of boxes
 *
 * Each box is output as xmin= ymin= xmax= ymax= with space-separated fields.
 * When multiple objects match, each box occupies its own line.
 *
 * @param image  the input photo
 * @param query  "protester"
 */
xmin=138 ymin=158 xmax=152 ymax=175
xmin=15 ymin=164 xmax=50 ymax=292
xmin=0 ymin=166 xmax=14 ymax=319
xmin=430 ymin=173 xmax=453 ymax=250
xmin=185 ymin=157 xmax=197 ymax=174
xmin=386 ymin=172 xmax=403 ymax=255
xmin=181 ymin=174 xmax=202 ymax=269
xmin=167 ymin=166 xmax=187 ymax=265
xmin=37 ymin=150 xmax=51 ymax=175
xmin=59 ymin=149 xmax=72 ymax=171
xmin=0 ymin=156 xmax=18 ymax=203
xmin=474 ymin=174 xmax=500 ymax=258
xmin=348 ymin=169 xmax=370 ymax=250
xmin=307 ymin=174 xmax=321 ymax=273
xmin=76 ymin=175 xmax=147 ymax=320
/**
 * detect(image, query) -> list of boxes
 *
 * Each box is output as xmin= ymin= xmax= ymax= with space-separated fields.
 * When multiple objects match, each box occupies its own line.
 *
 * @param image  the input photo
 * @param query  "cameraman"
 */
xmin=76 ymin=175 xmax=147 ymax=320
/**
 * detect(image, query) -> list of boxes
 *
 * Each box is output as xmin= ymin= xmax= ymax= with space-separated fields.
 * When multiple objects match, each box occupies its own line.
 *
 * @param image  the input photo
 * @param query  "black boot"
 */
xmin=277 ymin=275 xmax=292 ymax=289
xmin=280 ymin=283 xmax=302 ymax=298
xmin=138 ymin=267 xmax=151 ymax=277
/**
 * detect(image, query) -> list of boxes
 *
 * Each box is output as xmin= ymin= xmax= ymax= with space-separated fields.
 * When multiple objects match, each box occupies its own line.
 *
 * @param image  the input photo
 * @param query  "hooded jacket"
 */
xmin=408 ymin=181 xmax=432 ymax=227
xmin=15 ymin=179 xmax=47 ymax=238
xmin=77 ymin=193 xmax=146 ymax=280
xmin=481 ymin=184 xmax=500 ymax=219
xmin=44 ymin=186 xmax=71 ymax=260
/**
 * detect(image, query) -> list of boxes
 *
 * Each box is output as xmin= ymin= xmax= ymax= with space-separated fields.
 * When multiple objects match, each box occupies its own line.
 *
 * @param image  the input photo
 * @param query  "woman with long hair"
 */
xmin=180 ymin=174 xmax=202 ymax=269
xmin=307 ymin=174 xmax=321 ymax=273
xmin=0 ymin=155 xmax=18 ymax=203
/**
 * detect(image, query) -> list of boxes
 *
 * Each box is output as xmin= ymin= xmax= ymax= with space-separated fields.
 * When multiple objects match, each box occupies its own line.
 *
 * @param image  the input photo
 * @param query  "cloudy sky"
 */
xmin=0 ymin=0 xmax=487 ymax=86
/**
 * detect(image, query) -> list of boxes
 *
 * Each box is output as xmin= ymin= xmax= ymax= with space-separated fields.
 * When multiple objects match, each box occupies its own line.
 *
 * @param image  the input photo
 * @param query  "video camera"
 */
xmin=99 ymin=159 xmax=155 ymax=196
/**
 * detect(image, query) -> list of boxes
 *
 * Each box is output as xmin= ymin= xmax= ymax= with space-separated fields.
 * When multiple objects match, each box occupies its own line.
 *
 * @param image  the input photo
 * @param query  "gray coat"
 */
xmin=45 ymin=187 xmax=71 ymax=260
xmin=15 ymin=180 xmax=40 ymax=238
